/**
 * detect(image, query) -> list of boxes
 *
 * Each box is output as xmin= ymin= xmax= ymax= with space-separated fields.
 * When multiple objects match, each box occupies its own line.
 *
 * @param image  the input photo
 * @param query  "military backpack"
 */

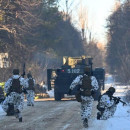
xmin=27 ymin=78 xmax=34 ymax=90
xmin=10 ymin=77 xmax=23 ymax=94
xmin=75 ymin=75 xmax=93 ymax=102
xmin=80 ymin=75 xmax=92 ymax=96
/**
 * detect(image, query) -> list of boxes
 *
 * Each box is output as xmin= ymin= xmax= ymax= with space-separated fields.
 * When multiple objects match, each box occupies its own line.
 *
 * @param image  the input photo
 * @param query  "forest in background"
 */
xmin=106 ymin=0 xmax=130 ymax=83
xmin=0 ymin=0 xmax=104 ymax=83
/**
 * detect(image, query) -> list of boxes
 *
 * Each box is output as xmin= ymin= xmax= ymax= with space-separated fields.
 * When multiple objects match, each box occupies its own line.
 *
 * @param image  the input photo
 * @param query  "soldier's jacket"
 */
xmin=25 ymin=78 xmax=35 ymax=91
xmin=70 ymin=74 xmax=99 ymax=121
xmin=98 ymin=94 xmax=117 ymax=120
xmin=70 ymin=74 xmax=99 ymax=94
xmin=2 ymin=75 xmax=28 ymax=113
xmin=4 ymin=75 xmax=28 ymax=94
xmin=99 ymin=94 xmax=115 ymax=108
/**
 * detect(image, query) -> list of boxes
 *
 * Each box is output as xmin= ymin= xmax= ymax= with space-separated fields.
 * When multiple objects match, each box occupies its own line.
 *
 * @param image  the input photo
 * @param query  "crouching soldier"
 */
xmin=97 ymin=87 xmax=119 ymax=120
xmin=69 ymin=67 xmax=99 ymax=128
xmin=26 ymin=73 xmax=35 ymax=106
xmin=2 ymin=69 xmax=28 ymax=122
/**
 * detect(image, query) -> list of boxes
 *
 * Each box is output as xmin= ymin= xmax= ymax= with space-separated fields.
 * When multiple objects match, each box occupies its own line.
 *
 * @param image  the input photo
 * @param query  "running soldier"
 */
xmin=97 ymin=87 xmax=119 ymax=120
xmin=26 ymin=73 xmax=35 ymax=106
xmin=69 ymin=67 xmax=99 ymax=128
xmin=2 ymin=69 xmax=28 ymax=122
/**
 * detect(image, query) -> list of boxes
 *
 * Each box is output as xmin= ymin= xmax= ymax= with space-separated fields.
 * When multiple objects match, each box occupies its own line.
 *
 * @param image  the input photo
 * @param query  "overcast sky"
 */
xmin=58 ymin=0 xmax=118 ymax=44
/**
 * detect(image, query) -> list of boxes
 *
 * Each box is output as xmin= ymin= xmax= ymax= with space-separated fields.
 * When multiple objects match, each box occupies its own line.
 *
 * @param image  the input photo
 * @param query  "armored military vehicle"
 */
xmin=47 ymin=56 xmax=105 ymax=101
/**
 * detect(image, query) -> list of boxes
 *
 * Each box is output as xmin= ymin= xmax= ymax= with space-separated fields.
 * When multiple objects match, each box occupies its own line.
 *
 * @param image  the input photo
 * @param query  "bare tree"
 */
xmin=0 ymin=0 xmax=44 ymax=43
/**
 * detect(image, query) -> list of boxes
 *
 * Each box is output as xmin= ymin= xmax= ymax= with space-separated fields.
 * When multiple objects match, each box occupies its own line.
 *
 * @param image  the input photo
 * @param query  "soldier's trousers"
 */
xmin=81 ymin=96 xmax=94 ymax=120
xmin=2 ymin=92 xmax=24 ymax=117
xmin=26 ymin=90 xmax=35 ymax=106
xmin=100 ymin=104 xmax=117 ymax=120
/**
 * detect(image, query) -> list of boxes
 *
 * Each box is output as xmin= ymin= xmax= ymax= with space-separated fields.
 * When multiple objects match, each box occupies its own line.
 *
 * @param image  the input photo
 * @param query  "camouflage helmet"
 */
xmin=107 ymin=87 xmax=115 ymax=95
xmin=13 ymin=69 xmax=19 ymax=75
xmin=27 ymin=73 xmax=32 ymax=78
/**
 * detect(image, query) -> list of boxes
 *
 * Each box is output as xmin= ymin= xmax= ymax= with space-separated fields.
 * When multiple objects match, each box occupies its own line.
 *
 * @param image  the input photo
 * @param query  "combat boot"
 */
xmin=6 ymin=103 xmax=14 ymax=116
xmin=14 ymin=109 xmax=19 ymax=118
xmin=83 ymin=118 xmax=88 ymax=128
xmin=15 ymin=109 xmax=22 ymax=122
xmin=19 ymin=117 xmax=22 ymax=122
xmin=97 ymin=112 xmax=101 ymax=120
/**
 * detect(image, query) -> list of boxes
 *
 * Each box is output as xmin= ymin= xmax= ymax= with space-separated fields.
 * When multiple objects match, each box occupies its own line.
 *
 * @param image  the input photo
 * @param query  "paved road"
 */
xmin=0 ymin=99 xmax=98 ymax=130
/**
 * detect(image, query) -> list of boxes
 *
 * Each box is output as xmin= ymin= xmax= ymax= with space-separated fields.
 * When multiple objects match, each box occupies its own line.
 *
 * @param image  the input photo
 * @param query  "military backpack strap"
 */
xmin=27 ymin=78 xmax=34 ymax=90
xmin=80 ymin=75 xmax=92 ymax=96
xmin=10 ymin=77 xmax=23 ymax=94
xmin=8 ymin=77 xmax=14 ymax=94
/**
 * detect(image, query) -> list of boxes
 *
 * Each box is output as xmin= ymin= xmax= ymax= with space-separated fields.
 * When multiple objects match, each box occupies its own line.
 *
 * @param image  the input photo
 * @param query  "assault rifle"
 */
xmin=112 ymin=96 xmax=127 ymax=106
xmin=21 ymin=63 xmax=26 ymax=78
xmin=21 ymin=63 xmax=28 ymax=94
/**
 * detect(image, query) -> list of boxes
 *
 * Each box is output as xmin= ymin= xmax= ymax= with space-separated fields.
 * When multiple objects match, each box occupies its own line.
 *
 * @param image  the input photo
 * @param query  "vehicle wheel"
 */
xmin=54 ymin=91 xmax=61 ymax=101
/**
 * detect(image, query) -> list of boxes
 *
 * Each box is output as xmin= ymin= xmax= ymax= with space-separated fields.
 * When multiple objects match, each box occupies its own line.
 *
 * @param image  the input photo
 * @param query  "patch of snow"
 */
xmin=82 ymin=104 xmax=130 ymax=130
xmin=105 ymin=104 xmax=130 ymax=130
xmin=62 ymin=124 xmax=70 ymax=130
xmin=0 ymin=105 xmax=6 ymax=117
xmin=90 ymin=74 xmax=130 ymax=130
xmin=47 ymin=89 xmax=54 ymax=98
xmin=105 ymin=75 xmax=115 ymax=85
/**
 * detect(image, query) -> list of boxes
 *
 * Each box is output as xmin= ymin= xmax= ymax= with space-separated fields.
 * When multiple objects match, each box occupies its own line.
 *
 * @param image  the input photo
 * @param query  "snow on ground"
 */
xmin=45 ymin=74 xmax=130 ymax=130
xmin=0 ymin=105 xmax=6 ymax=118
xmin=0 ymin=74 xmax=130 ymax=130
xmin=82 ymin=103 xmax=130 ymax=130
xmin=105 ymin=74 xmax=130 ymax=97
xmin=105 ymin=74 xmax=115 ymax=85
xmin=89 ymin=74 xmax=130 ymax=130
xmin=106 ymin=104 xmax=130 ymax=130
xmin=47 ymin=89 xmax=54 ymax=97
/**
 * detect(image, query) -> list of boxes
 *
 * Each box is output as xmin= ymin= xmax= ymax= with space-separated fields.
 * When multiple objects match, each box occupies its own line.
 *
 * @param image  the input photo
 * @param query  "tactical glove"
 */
xmin=115 ymin=98 xmax=120 ymax=104
xmin=68 ymin=89 xmax=72 ymax=95
xmin=91 ymin=90 xmax=95 ymax=95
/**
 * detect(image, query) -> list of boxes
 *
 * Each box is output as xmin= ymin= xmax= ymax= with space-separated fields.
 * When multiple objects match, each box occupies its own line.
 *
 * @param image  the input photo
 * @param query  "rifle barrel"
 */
xmin=112 ymin=96 xmax=127 ymax=105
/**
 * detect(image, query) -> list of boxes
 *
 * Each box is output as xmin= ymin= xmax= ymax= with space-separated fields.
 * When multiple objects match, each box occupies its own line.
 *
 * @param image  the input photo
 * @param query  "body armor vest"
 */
xmin=10 ymin=77 xmax=22 ymax=94
xmin=80 ymin=75 xmax=92 ymax=96
xmin=27 ymin=78 xmax=34 ymax=90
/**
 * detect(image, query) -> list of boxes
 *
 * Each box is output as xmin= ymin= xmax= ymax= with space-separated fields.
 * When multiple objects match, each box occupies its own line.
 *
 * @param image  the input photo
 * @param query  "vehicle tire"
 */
xmin=54 ymin=91 xmax=61 ymax=101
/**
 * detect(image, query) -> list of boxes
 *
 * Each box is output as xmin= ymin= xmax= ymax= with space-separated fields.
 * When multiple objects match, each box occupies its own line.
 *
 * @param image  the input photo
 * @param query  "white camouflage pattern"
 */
xmin=26 ymin=90 xmax=35 ymax=106
xmin=98 ymin=94 xmax=117 ymax=120
xmin=2 ymin=75 xmax=28 ymax=116
xmin=70 ymin=74 xmax=99 ymax=120
xmin=26 ymin=78 xmax=35 ymax=106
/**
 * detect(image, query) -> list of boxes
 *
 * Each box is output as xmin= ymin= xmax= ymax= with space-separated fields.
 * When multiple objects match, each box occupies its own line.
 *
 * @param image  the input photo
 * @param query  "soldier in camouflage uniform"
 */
xmin=2 ymin=69 xmax=28 ymax=122
xmin=0 ymin=86 xmax=5 ymax=103
xmin=97 ymin=87 xmax=119 ymax=120
xmin=69 ymin=67 xmax=99 ymax=128
xmin=26 ymin=73 xmax=35 ymax=106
